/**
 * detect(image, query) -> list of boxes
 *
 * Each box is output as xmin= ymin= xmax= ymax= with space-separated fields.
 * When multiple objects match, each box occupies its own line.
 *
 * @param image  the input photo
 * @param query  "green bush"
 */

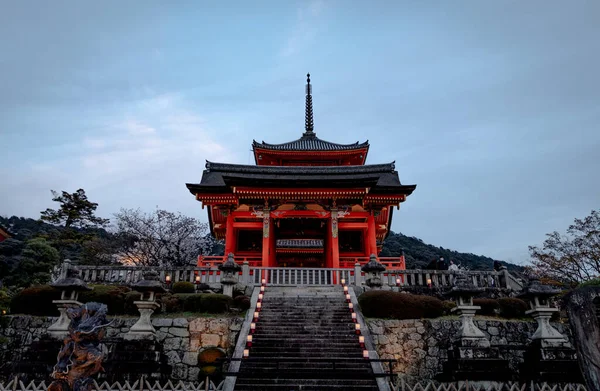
xmin=201 ymin=294 xmax=233 ymax=313
xmin=10 ymin=285 xmax=61 ymax=316
xmin=498 ymin=297 xmax=528 ymax=318
xmin=473 ymin=298 xmax=499 ymax=316
xmin=124 ymin=291 xmax=142 ymax=315
xmin=358 ymin=291 xmax=444 ymax=320
xmin=441 ymin=300 xmax=456 ymax=315
xmin=0 ymin=289 xmax=10 ymax=312
xmin=172 ymin=281 xmax=195 ymax=294
xmin=79 ymin=285 xmax=131 ymax=314
xmin=232 ymin=295 xmax=251 ymax=310
xmin=181 ymin=294 xmax=203 ymax=312
xmin=162 ymin=293 xmax=184 ymax=313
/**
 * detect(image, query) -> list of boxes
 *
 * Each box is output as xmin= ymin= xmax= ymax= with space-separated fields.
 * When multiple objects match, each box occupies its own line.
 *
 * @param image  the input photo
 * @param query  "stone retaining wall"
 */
xmin=0 ymin=315 xmax=243 ymax=382
xmin=367 ymin=318 xmax=573 ymax=380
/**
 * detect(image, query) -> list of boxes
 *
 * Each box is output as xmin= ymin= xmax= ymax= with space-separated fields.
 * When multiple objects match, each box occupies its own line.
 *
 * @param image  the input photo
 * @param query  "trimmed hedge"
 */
xmin=172 ymin=281 xmax=195 ymax=294
xmin=233 ymin=295 xmax=251 ymax=310
xmin=10 ymin=285 xmax=61 ymax=316
xmin=498 ymin=297 xmax=529 ymax=318
xmin=473 ymin=298 xmax=499 ymax=316
xmin=79 ymin=285 xmax=131 ymax=314
xmin=441 ymin=300 xmax=456 ymax=315
xmin=201 ymin=294 xmax=233 ymax=313
xmin=358 ymin=291 xmax=445 ymax=320
xmin=162 ymin=293 xmax=184 ymax=313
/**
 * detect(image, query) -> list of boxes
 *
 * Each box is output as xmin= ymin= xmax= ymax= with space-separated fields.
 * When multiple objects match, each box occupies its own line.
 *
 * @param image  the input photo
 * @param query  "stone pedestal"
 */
xmin=527 ymin=307 xmax=570 ymax=348
xmin=48 ymin=299 xmax=82 ymax=339
xmin=125 ymin=301 xmax=161 ymax=340
xmin=452 ymin=306 xmax=490 ymax=350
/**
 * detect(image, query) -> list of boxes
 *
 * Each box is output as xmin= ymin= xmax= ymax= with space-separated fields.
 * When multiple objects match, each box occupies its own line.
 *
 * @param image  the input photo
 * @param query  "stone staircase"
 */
xmin=234 ymin=286 xmax=379 ymax=391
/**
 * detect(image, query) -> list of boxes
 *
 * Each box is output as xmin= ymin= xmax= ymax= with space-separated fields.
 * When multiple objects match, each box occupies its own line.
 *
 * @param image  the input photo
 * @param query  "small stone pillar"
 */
xmin=361 ymin=254 xmax=386 ymax=289
xmin=48 ymin=260 xmax=91 ymax=339
xmin=447 ymin=273 xmax=489 ymax=348
xmin=519 ymin=277 xmax=571 ymax=348
xmin=241 ymin=261 xmax=250 ymax=285
xmin=125 ymin=270 xmax=166 ymax=340
xmin=219 ymin=253 xmax=241 ymax=297
xmin=440 ymin=273 xmax=511 ymax=381
xmin=354 ymin=263 xmax=362 ymax=286
xmin=518 ymin=277 xmax=582 ymax=383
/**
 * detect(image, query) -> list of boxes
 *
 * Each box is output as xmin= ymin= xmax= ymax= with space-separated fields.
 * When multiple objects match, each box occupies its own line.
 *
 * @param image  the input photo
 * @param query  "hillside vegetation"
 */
xmin=2 ymin=216 xmax=522 ymax=272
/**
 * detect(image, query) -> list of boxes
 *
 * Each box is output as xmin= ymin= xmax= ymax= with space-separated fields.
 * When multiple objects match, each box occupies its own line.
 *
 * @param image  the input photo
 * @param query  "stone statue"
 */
xmin=48 ymin=302 xmax=111 ymax=391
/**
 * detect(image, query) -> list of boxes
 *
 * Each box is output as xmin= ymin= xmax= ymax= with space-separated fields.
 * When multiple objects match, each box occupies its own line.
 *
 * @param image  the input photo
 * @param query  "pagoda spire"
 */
xmin=303 ymin=73 xmax=315 ymax=137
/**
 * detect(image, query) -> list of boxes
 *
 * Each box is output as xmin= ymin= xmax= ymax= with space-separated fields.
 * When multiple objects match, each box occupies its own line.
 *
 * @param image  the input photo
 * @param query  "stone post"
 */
xmin=447 ymin=273 xmax=489 ymax=349
xmin=219 ymin=253 xmax=241 ymax=297
xmin=519 ymin=277 xmax=571 ymax=348
xmin=125 ymin=270 xmax=166 ymax=340
xmin=241 ymin=261 xmax=250 ymax=285
xmin=354 ymin=263 xmax=362 ymax=286
xmin=361 ymin=254 xmax=386 ymax=290
xmin=48 ymin=260 xmax=91 ymax=339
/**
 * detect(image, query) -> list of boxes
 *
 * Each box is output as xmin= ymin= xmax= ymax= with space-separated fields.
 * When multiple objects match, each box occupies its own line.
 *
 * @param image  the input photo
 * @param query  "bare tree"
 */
xmin=114 ymin=208 xmax=216 ymax=267
xmin=529 ymin=209 xmax=600 ymax=286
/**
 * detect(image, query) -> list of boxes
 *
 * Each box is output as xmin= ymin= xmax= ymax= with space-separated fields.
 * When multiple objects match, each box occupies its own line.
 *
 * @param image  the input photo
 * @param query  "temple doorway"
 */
xmin=274 ymin=218 xmax=326 ymax=267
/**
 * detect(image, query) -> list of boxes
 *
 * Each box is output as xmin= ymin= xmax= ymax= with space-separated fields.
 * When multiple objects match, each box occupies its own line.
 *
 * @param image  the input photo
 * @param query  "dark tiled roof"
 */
xmin=252 ymin=134 xmax=369 ymax=152
xmin=186 ymin=161 xmax=416 ymax=196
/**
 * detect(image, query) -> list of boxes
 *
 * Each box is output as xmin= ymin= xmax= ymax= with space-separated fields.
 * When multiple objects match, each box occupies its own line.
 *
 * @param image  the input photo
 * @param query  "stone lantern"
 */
xmin=48 ymin=259 xmax=91 ymax=339
xmin=518 ymin=276 xmax=570 ymax=348
xmin=446 ymin=272 xmax=489 ymax=347
xmin=219 ymin=253 xmax=241 ymax=297
xmin=361 ymin=254 xmax=386 ymax=289
xmin=125 ymin=270 xmax=166 ymax=340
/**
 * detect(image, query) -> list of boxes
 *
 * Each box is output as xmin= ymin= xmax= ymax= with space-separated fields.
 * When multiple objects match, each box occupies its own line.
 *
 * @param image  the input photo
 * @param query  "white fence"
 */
xmin=389 ymin=380 xmax=587 ymax=391
xmin=68 ymin=264 xmax=522 ymax=290
xmin=0 ymin=379 xmax=586 ymax=391
xmin=0 ymin=379 xmax=224 ymax=391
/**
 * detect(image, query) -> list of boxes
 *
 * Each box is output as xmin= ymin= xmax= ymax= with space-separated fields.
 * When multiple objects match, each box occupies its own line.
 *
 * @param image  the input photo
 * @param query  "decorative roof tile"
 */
xmin=252 ymin=136 xmax=369 ymax=152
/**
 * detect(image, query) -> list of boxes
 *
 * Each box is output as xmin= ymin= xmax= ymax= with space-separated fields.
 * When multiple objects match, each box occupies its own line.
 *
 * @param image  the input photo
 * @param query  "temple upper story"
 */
xmin=252 ymin=74 xmax=369 ymax=166
xmin=186 ymin=74 xmax=416 ymax=270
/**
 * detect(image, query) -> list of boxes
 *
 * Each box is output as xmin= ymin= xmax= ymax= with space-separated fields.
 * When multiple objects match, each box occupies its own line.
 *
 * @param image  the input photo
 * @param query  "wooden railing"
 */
xmin=340 ymin=256 xmax=406 ymax=270
xmin=76 ymin=265 xmax=224 ymax=285
xmin=70 ymin=264 xmax=521 ymax=291
xmin=197 ymin=255 xmax=262 ymax=268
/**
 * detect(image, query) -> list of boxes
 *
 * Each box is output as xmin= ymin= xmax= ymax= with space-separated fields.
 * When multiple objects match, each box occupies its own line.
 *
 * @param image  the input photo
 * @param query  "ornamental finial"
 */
xmin=304 ymin=72 xmax=315 ymax=137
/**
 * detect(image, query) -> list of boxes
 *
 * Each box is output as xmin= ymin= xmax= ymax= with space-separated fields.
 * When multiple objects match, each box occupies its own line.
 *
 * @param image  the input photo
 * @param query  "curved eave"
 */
xmin=252 ymin=138 xmax=369 ymax=151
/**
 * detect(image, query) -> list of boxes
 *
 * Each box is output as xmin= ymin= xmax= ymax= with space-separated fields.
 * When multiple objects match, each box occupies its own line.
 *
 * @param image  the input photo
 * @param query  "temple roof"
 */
xmin=252 ymin=74 xmax=369 ymax=154
xmin=187 ymin=161 xmax=416 ymax=195
xmin=252 ymin=135 xmax=369 ymax=152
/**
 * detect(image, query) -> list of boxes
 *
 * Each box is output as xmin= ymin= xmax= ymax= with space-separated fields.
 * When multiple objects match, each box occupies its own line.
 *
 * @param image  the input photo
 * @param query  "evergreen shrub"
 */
xmin=10 ymin=285 xmax=60 ymax=316
xmin=441 ymin=300 xmax=456 ymax=315
xmin=172 ymin=281 xmax=195 ymax=293
xmin=473 ymin=298 xmax=499 ymax=316
xmin=79 ymin=285 xmax=131 ymax=314
xmin=162 ymin=293 xmax=184 ymax=313
xmin=358 ymin=291 xmax=444 ymax=319
xmin=201 ymin=294 xmax=233 ymax=313
xmin=181 ymin=294 xmax=203 ymax=312
xmin=498 ymin=297 xmax=528 ymax=318
xmin=232 ymin=295 xmax=251 ymax=310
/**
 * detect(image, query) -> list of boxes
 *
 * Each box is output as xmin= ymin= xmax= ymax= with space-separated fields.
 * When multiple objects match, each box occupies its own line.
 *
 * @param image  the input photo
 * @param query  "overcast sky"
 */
xmin=1 ymin=1 xmax=599 ymax=264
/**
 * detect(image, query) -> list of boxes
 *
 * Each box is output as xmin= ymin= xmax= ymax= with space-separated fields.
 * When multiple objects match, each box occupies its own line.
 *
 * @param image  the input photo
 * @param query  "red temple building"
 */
xmin=186 ymin=74 xmax=416 ymax=270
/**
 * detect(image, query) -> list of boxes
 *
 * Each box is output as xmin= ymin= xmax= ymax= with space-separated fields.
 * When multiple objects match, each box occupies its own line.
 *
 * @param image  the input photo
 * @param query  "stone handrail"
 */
xmin=65 ymin=263 xmax=522 ymax=291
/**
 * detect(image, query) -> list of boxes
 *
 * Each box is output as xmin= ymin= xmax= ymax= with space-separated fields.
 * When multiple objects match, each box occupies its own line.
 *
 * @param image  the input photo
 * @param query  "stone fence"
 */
xmin=63 ymin=263 xmax=522 ymax=291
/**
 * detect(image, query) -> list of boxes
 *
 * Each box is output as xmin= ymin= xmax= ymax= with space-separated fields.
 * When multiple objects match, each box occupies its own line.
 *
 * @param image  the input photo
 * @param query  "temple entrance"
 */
xmin=274 ymin=218 xmax=326 ymax=267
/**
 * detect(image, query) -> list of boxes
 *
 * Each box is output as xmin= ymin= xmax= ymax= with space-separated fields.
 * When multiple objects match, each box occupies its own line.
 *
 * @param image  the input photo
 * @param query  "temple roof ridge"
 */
xmin=252 ymin=137 xmax=369 ymax=152
xmin=205 ymin=160 xmax=394 ymax=174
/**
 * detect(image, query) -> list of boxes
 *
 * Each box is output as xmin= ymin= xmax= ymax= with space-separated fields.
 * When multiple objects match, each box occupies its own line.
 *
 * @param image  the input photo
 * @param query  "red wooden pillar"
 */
xmin=261 ymin=208 xmax=271 ymax=268
xmin=325 ymin=217 xmax=333 ymax=268
xmin=331 ymin=209 xmax=340 ymax=270
xmin=224 ymin=211 xmax=236 ymax=257
xmin=367 ymin=213 xmax=378 ymax=257
xmin=269 ymin=217 xmax=276 ymax=267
